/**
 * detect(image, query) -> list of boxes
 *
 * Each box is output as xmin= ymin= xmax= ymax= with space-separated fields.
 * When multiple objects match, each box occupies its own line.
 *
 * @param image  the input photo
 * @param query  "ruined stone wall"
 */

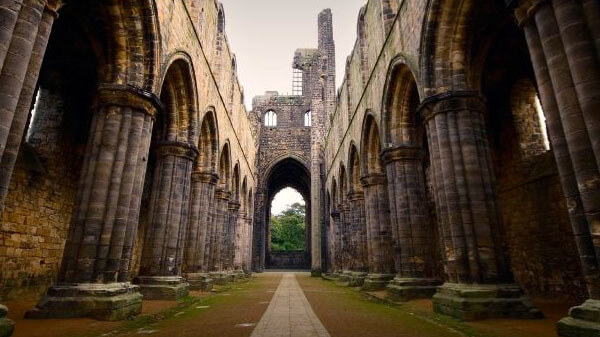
xmin=0 ymin=0 xmax=257 ymax=301
xmin=323 ymin=0 xmax=585 ymax=299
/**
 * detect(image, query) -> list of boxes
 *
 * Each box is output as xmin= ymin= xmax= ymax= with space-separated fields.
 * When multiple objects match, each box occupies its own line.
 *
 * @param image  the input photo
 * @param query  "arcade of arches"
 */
xmin=0 ymin=0 xmax=599 ymax=336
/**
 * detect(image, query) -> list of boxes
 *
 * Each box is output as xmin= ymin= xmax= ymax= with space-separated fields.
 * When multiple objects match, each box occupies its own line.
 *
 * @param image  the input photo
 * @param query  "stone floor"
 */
xmin=4 ymin=272 xmax=572 ymax=337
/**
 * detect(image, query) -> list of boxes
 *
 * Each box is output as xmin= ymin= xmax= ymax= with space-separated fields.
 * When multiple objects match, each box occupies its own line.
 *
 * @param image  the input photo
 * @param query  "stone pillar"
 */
xmin=0 ymin=0 xmax=44 ymax=172
xmin=347 ymin=190 xmax=368 ymax=286
xmin=136 ymin=142 xmax=197 ymax=300
xmin=0 ymin=4 xmax=55 ymax=209
xmin=211 ymin=189 xmax=231 ymax=273
xmin=422 ymin=92 xmax=540 ymax=320
xmin=26 ymin=84 xmax=159 ymax=320
xmin=183 ymin=171 xmax=217 ymax=291
xmin=360 ymin=173 xmax=395 ymax=290
xmin=512 ymin=0 xmax=600 ymax=334
xmin=232 ymin=206 xmax=244 ymax=274
xmin=382 ymin=146 xmax=441 ymax=300
xmin=222 ymin=201 xmax=240 ymax=274
xmin=338 ymin=202 xmax=352 ymax=281
xmin=329 ymin=210 xmax=341 ymax=275
xmin=242 ymin=215 xmax=253 ymax=273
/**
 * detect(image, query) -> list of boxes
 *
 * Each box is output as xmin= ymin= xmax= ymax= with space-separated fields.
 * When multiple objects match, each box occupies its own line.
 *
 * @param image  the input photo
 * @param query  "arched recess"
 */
xmin=135 ymin=57 xmax=199 ymax=282
xmin=360 ymin=114 xmax=384 ymax=176
xmin=254 ymin=156 xmax=311 ymax=271
xmin=357 ymin=6 xmax=369 ymax=86
xmin=382 ymin=57 xmax=422 ymax=147
xmin=420 ymin=0 xmax=585 ymax=300
xmin=195 ymin=108 xmax=219 ymax=174
xmin=218 ymin=142 xmax=232 ymax=192
xmin=420 ymin=0 xmax=476 ymax=95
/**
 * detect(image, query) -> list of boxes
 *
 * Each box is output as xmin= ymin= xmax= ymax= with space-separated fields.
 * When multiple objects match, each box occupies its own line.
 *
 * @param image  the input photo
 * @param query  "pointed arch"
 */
xmin=218 ymin=141 xmax=232 ymax=191
xmin=347 ymin=142 xmax=362 ymax=193
xmin=382 ymin=56 xmax=422 ymax=147
xmin=360 ymin=113 xmax=384 ymax=175
xmin=195 ymin=108 xmax=219 ymax=173
xmin=158 ymin=55 xmax=199 ymax=145
xmin=338 ymin=164 xmax=347 ymax=203
xmin=232 ymin=162 xmax=241 ymax=201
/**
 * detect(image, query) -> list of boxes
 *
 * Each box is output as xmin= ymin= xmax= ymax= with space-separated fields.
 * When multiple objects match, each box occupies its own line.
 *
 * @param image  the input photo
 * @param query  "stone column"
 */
xmin=360 ymin=173 xmax=395 ymax=290
xmin=0 ymin=0 xmax=44 ymax=172
xmin=512 ymin=1 xmax=600 ymax=334
xmin=183 ymin=171 xmax=217 ymax=291
xmin=242 ymin=215 xmax=253 ymax=273
xmin=222 ymin=201 xmax=239 ymax=275
xmin=0 ymin=4 xmax=55 ymax=209
xmin=233 ymin=207 xmax=245 ymax=275
xmin=0 ymin=0 xmax=24 ymax=73
xmin=382 ymin=146 xmax=441 ymax=300
xmin=337 ymin=202 xmax=352 ymax=282
xmin=26 ymin=84 xmax=159 ymax=320
xmin=136 ymin=142 xmax=197 ymax=300
xmin=211 ymin=189 xmax=230 ymax=279
xmin=347 ymin=190 xmax=368 ymax=286
xmin=422 ymin=92 xmax=540 ymax=320
xmin=329 ymin=210 xmax=341 ymax=275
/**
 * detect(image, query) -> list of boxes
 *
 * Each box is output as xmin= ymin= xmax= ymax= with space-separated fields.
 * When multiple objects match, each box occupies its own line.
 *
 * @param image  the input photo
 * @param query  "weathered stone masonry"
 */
xmin=0 ymin=0 xmax=599 ymax=337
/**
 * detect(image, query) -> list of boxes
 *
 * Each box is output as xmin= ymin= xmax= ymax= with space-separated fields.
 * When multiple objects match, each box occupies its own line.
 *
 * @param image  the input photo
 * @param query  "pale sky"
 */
xmin=271 ymin=187 xmax=305 ymax=215
xmin=220 ymin=0 xmax=366 ymax=209
xmin=220 ymin=0 xmax=367 ymax=108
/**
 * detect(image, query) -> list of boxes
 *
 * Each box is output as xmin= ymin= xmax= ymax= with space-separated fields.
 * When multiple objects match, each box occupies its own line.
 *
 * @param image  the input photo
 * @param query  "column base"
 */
xmin=311 ymin=269 xmax=322 ymax=277
xmin=209 ymin=272 xmax=230 ymax=285
xmin=361 ymin=274 xmax=394 ymax=291
xmin=348 ymin=272 xmax=368 ymax=287
xmin=184 ymin=273 xmax=213 ymax=291
xmin=135 ymin=276 xmax=189 ymax=300
xmin=232 ymin=270 xmax=246 ymax=282
xmin=322 ymin=272 xmax=340 ymax=281
xmin=338 ymin=271 xmax=352 ymax=283
xmin=557 ymin=299 xmax=600 ymax=337
xmin=387 ymin=277 xmax=441 ymax=301
xmin=0 ymin=305 xmax=14 ymax=337
xmin=25 ymin=282 xmax=142 ymax=321
xmin=433 ymin=283 xmax=543 ymax=321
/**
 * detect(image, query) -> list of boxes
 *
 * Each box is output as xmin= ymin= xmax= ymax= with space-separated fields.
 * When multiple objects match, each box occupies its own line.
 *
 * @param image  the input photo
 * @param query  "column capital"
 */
xmin=509 ymin=0 xmax=549 ymax=27
xmin=228 ymin=201 xmax=241 ymax=211
xmin=96 ymin=84 xmax=162 ymax=118
xmin=215 ymin=189 xmax=232 ymax=201
xmin=44 ymin=0 xmax=63 ymax=18
xmin=381 ymin=145 xmax=424 ymax=163
xmin=338 ymin=202 xmax=350 ymax=212
xmin=191 ymin=171 xmax=219 ymax=184
xmin=156 ymin=141 xmax=199 ymax=160
xmin=348 ymin=190 xmax=365 ymax=201
xmin=418 ymin=91 xmax=486 ymax=123
xmin=360 ymin=173 xmax=387 ymax=187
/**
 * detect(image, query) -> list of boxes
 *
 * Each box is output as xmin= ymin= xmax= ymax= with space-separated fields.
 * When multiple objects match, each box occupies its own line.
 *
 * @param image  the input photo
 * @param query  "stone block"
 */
xmin=432 ymin=283 xmax=543 ymax=321
xmin=362 ymin=274 xmax=394 ymax=291
xmin=184 ymin=273 xmax=213 ymax=292
xmin=348 ymin=272 xmax=367 ymax=287
xmin=557 ymin=300 xmax=600 ymax=337
xmin=387 ymin=277 xmax=441 ymax=301
xmin=25 ymin=283 xmax=142 ymax=321
xmin=135 ymin=276 xmax=189 ymax=300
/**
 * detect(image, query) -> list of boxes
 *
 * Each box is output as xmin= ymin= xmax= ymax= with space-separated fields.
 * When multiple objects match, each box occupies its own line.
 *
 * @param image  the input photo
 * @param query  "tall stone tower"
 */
xmin=251 ymin=9 xmax=336 ymax=274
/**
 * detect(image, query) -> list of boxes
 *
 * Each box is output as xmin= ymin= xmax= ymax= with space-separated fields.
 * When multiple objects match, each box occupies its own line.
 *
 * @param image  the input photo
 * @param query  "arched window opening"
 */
xmin=269 ymin=187 xmax=306 ymax=252
xmin=264 ymin=110 xmax=277 ymax=127
xmin=304 ymin=110 xmax=312 ymax=127
xmin=509 ymin=78 xmax=550 ymax=162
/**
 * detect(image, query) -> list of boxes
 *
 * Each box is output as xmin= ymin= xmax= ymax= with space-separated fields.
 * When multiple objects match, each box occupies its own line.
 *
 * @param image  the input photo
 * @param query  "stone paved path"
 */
xmin=250 ymin=273 xmax=331 ymax=337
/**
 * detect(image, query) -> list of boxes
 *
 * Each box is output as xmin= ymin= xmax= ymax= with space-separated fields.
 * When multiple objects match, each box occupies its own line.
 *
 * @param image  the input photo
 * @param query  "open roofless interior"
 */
xmin=0 ymin=0 xmax=599 ymax=336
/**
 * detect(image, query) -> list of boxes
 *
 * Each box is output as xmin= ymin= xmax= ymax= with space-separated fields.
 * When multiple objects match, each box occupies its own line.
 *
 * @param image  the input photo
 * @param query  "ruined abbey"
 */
xmin=0 ymin=0 xmax=599 ymax=336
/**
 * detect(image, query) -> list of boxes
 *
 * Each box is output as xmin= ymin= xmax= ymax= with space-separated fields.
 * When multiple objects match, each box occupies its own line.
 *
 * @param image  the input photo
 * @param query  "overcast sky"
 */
xmin=219 ymin=0 xmax=366 ymax=213
xmin=220 ymin=0 xmax=367 ymax=108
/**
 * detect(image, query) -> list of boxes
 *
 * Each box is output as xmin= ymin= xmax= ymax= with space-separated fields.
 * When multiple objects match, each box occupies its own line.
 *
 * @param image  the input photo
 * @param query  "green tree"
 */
xmin=270 ymin=203 xmax=306 ymax=252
